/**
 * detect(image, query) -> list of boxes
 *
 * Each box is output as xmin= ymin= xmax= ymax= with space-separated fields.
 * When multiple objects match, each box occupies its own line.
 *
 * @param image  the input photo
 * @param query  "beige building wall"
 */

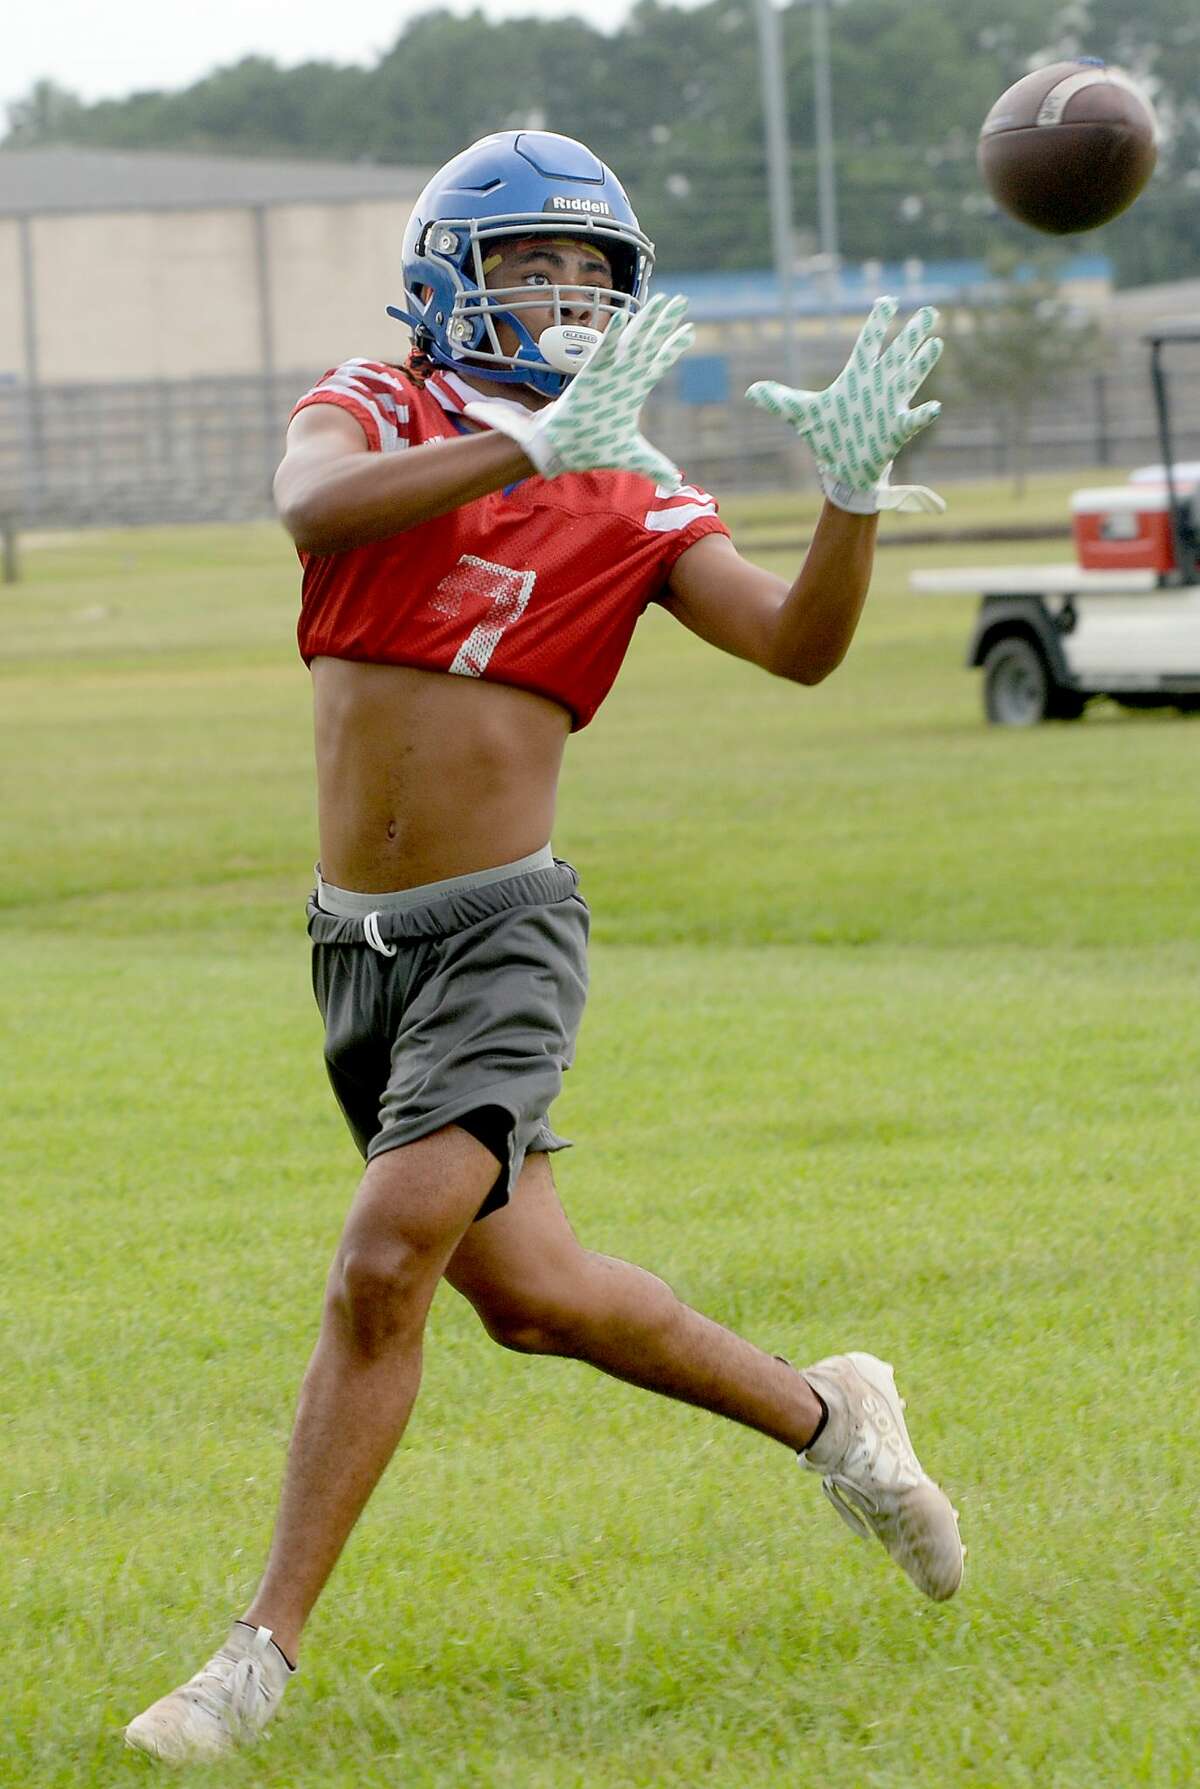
xmin=12 ymin=187 xmax=1112 ymax=386
xmin=12 ymin=188 xmax=424 ymax=386
xmin=0 ymin=219 xmax=23 ymax=381
xmin=268 ymin=199 xmax=417 ymax=376
xmin=33 ymin=209 xmax=264 ymax=381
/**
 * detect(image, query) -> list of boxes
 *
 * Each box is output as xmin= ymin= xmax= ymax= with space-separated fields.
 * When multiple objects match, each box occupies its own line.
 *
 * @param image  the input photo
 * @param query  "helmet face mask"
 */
xmin=388 ymin=132 xmax=655 ymax=397
xmin=432 ymin=218 xmax=639 ymax=376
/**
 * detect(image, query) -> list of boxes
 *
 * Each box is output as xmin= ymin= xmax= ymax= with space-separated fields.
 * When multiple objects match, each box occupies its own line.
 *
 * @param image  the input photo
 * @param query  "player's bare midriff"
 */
xmin=311 ymin=657 xmax=571 ymax=892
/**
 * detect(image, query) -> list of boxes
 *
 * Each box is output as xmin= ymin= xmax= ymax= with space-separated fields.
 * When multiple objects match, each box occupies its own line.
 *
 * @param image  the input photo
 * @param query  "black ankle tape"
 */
xmin=775 ymin=1355 xmax=829 ymax=1453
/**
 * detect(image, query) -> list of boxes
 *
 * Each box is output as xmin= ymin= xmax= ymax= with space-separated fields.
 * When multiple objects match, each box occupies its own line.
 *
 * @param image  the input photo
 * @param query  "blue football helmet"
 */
xmin=388 ymin=130 xmax=655 ymax=398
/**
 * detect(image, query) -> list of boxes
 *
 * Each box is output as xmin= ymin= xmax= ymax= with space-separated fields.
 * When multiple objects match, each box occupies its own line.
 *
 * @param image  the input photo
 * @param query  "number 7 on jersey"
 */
xmin=429 ymin=555 xmax=537 ymax=677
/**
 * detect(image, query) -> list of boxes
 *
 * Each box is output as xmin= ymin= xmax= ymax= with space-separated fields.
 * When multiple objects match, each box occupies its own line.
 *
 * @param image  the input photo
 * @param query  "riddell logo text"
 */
xmin=546 ymin=196 xmax=613 ymax=215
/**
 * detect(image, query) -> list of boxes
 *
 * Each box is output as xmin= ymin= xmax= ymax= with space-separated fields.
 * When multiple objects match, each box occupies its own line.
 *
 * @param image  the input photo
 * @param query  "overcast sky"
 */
xmin=3 ymin=0 xmax=669 ymax=124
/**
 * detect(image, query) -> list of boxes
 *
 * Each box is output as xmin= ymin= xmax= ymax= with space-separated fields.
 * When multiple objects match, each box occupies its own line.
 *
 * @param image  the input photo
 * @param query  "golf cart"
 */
xmin=911 ymin=321 xmax=1200 ymax=724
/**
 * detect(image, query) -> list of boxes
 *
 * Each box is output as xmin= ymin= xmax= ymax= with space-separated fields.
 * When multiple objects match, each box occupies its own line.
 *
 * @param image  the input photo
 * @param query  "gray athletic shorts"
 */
xmin=307 ymin=857 xmax=589 ymax=1219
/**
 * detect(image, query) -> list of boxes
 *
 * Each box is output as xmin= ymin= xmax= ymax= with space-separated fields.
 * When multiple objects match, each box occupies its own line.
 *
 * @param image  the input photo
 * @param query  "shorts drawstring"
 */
xmin=362 ymin=912 xmax=397 ymax=958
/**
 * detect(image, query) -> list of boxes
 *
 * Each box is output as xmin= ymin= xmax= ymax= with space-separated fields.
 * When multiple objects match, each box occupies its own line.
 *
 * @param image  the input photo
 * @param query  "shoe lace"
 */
xmin=184 ymin=1650 xmax=269 ymax=1736
xmin=818 ymin=1384 xmax=919 ymax=1542
xmin=821 ymin=1474 xmax=880 ymax=1542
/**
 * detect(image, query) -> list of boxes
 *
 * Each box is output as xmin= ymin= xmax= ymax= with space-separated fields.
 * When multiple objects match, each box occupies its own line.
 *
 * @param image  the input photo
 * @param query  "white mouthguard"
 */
xmin=538 ymin=324 xmax=602 ymax=373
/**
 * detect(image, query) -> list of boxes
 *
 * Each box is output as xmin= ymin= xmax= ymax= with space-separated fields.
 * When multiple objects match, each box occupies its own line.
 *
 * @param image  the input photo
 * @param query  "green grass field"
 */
xmin=3 ymin=481 xmax=1198 ymax=1787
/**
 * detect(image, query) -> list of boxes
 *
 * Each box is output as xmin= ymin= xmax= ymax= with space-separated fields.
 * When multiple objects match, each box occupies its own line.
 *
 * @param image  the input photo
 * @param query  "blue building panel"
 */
xmin=677 ymin=354 xmax=730 ymax=405
xmin=658 ymin=256 xmax=1112 ymax=322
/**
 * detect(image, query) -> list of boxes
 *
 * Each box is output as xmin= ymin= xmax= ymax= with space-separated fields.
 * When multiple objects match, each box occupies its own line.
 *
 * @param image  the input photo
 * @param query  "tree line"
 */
xmin=6 ymin=0 xmax=1199 ymax=284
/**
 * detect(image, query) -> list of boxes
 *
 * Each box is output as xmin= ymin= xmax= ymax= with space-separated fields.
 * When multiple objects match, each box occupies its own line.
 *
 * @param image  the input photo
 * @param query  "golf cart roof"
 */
xmin=1143 ymin=320 xmax=1200 ymax=347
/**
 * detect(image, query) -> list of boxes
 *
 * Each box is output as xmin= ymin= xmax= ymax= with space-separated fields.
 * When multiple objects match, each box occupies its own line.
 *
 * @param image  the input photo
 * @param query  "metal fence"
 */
xmin=2 ymin=340 xmax=1199 ymax=533
xmin=660 ymin=333 xmax=1200 ymax=495
xmin=0 ymin=373 xmax=302 ymax=529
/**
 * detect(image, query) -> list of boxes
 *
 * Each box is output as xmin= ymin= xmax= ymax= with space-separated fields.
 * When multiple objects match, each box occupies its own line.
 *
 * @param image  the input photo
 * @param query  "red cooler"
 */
xmin=1071 ymin=485 xmax=1177 ymax=574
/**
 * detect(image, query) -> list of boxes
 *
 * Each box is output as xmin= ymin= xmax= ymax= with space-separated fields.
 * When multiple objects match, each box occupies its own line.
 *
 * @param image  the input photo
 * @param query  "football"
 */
xmin=978 ymin=59 xmax=1157 ymax=235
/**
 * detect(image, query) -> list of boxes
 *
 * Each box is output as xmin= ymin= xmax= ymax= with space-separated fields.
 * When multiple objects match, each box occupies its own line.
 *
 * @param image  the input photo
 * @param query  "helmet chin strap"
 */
xmin=386 ymin=302 xmax=424 ymax=332
xmin=385 ymin=299 xmax=597 ymax=392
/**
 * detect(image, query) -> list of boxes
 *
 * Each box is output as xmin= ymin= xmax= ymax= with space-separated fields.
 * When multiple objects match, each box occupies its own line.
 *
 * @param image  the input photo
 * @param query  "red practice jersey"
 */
xmin=291 ymin=359 xmax=731 ymax=729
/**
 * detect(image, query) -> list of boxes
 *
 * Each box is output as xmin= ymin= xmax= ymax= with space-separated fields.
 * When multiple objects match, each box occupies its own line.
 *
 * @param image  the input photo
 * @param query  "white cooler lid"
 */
xmin=1129 ymin=461 xmax=1200 ymax=485
xmin=1071 ymin=486 xmax=1172 ymax=513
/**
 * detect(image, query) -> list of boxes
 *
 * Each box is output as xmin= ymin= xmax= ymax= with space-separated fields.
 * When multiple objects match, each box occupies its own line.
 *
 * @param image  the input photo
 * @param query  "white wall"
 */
xmin=267 ymin=200 xmax=415 ymax=377
xmin=13 ymin=189 xmax=422 ymax=385
xmin=33 ymin=210 xmax=262 ymax=381
xmin=0 ymin=220 xmax=26 ymax=382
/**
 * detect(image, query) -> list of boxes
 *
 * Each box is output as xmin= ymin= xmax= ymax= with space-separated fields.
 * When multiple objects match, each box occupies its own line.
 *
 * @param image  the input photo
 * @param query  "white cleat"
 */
xmin=799 ymin=1352 xmax=964 ymax=1602
xmin=124 ymin=1622 xmax=293 ymax=1762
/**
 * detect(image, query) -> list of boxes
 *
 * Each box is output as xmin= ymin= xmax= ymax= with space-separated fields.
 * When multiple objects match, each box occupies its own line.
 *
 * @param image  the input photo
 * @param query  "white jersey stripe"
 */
xmin=427 ymin=369 xmax=480 ymax=414
xmin=642 ymin=500 xmax=719 ymax=532
xmin=653 ymin=482 xmax=710 ymax=504
xmin=312 ymin=371 xmax=404 ymax=452
xmin=298 ymin=359 xmax=414 ymax=453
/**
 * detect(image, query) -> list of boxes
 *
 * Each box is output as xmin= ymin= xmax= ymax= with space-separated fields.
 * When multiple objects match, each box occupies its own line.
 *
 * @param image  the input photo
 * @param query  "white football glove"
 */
xmin=463 ymin=292 xmax=693 ymax=488
xmin=746 ymin=296 xmax=946 ymax=514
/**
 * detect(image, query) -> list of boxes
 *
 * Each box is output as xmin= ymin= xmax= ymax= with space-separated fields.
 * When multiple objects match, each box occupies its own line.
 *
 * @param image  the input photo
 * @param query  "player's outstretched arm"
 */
xmin=665 ymin=299 xmax=947 ymax=680
xmin=464 ymin=293 xmax=693 ymax=488
xmin=276 ymin=294 xmax=693 ymax=552
xmin=274 ymin=404 xmax=534 ymax=554
xmin=665 ymin=504 xmax=878 ymax=687
xmin=746 ymin=296 xmax=946 ymax=514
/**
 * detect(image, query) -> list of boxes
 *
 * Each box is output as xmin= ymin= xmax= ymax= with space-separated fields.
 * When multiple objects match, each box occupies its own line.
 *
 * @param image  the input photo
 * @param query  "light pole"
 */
xmin=753 ymin=0 xmax=797 ymax=381
xmin=753 ymin=0 xmax=843 ymax=371
xmin=809 ymin=0 xmax=842 ymax=340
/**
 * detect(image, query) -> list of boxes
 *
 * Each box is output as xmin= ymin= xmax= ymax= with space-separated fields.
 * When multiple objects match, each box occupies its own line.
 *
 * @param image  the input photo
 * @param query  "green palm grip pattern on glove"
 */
xmin=467 ymin=293 xmax=694 ymax=487
xmin=746 ymin=297 xmax=943 ymax=493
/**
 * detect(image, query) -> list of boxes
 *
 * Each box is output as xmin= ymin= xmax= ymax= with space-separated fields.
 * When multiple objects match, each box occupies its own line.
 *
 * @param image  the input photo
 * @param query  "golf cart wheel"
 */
xmin=983 ymin=635 xmax=1054 ymax=726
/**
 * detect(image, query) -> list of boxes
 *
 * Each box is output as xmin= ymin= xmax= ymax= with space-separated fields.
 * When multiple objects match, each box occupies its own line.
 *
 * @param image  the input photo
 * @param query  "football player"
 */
xmin=126 ymin=130 xmax=959 ymax=1762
